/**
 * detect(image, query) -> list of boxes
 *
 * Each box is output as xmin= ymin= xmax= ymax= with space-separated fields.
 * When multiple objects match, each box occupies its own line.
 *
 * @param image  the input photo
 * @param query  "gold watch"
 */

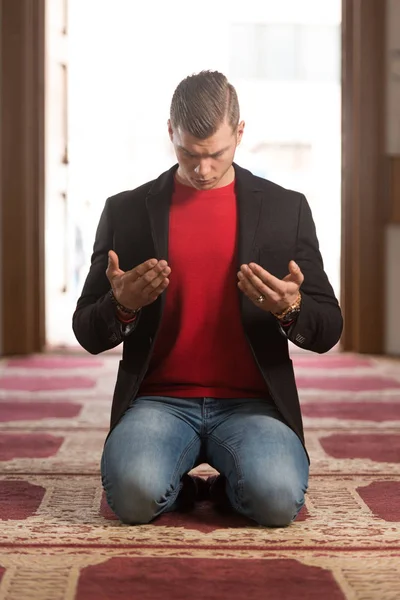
xmin=273 ymin=292 xmax=302 ymax=322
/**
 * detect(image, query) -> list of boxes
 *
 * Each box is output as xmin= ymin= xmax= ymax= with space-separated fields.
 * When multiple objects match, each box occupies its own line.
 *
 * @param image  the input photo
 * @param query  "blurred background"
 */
xmin=0 ymin=0 xmax=399 ymax=356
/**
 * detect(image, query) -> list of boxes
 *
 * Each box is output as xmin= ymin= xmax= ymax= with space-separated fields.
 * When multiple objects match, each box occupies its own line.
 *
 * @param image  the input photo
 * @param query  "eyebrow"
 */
xmin=178 ymin=145 xmax=230 ymax=158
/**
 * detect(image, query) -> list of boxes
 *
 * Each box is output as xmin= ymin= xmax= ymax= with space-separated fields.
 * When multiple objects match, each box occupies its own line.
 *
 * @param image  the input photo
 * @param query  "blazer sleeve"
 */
xmin=285 ymin=194 xmax=343 ymax=353
xmin=72 ymin=198 xmax=139 ymax=354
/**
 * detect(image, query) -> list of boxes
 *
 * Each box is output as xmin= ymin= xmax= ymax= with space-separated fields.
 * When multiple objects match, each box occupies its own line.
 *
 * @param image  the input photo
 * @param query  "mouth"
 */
xmin=194 ymin=178 xmax=215 ymax=186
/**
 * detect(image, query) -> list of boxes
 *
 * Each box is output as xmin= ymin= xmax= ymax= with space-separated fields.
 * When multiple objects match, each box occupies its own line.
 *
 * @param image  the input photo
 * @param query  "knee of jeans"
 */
xmin=243 ymin=481 xmax=305 ymax=528
xmin=104 ymin=473 xmax=166 ymax=525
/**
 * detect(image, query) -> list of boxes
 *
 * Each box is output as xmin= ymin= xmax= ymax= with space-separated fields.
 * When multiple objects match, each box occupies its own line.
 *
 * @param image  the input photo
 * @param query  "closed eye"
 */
xmin=180 ymin=148 xmax=226 ymax=159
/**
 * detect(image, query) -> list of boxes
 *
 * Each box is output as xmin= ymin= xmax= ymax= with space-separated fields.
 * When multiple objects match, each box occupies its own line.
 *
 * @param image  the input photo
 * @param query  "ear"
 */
xmin=236 ymin=120 xmax=245 ymax=146
xmin=167 ymin=119 xmax=174 ymax=142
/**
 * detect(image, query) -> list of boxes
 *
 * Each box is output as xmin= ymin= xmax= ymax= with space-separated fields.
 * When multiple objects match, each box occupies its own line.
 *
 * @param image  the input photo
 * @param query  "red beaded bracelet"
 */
xmin=116 ymin=311 xmax=138 ymax=324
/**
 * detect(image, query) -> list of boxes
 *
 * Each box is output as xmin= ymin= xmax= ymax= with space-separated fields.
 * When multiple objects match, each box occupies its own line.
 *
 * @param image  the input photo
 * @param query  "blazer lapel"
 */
xmin=234 ymin=163 xmax=263 ymax=268
xmin=145 ymin=166 xmax=176 ymax=261
xmin=145 ymin=166 xmax=176 ymax=312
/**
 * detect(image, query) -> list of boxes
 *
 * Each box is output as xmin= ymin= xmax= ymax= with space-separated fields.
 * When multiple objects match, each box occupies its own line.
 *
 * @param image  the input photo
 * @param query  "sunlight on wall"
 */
xmin=46 ymin=0 xmax=341 ymax=346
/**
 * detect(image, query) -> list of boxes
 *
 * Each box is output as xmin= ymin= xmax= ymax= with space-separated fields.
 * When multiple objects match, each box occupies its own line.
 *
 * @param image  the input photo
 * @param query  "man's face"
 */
xmin=168 ymin=119 xmax=245 ymax=190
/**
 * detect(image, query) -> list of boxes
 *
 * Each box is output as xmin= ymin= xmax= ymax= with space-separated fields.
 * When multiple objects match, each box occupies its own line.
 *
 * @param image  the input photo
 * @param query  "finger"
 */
xmin=145 ymin=277 xmax=170 ymax=303
xmin=239 ymin=266 xmax=281 ymax=301
xmin=237 ymin=277 xmax=258 ymax=299
xmin=237 ymin=271 xmax=277 ymax=304
xmin=124 ymin=258 xmax=161 ymax=283
xmin=238 ymin=279 xmax=270 ymax=309
xmin=245 ymin=263 xmax=285 ymax=294
xmin=135 ymin=265 xmax=171 ymax=294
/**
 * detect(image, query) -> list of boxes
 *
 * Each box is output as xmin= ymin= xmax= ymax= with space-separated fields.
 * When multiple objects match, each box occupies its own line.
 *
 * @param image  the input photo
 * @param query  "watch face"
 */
xmin=280 ymin=307 xmax=300 ymax=323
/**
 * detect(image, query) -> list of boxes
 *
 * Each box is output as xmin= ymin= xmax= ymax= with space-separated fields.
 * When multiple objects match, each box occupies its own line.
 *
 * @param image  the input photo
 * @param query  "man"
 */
xmin=73 ymin=70 xmax=342 ymax=527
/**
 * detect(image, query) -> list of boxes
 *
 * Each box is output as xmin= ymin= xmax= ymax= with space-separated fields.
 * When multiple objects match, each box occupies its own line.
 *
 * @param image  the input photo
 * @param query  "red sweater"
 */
xmin=138 ymin=178 xmax=267 ymax=398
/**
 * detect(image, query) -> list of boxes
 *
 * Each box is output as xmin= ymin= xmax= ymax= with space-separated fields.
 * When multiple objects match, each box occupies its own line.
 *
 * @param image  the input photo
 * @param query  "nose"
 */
xmin=194 ymin=160 xmax=211 ymax=179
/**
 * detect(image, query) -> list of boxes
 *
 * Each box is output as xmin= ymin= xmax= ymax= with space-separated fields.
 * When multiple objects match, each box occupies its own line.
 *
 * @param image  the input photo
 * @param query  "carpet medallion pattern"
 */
xmin=0 ymin=352 xmax=399 ymax=599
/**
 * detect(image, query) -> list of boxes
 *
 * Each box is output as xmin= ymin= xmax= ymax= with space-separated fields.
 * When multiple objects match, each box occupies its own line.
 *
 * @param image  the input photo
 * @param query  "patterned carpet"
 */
xmin=0 ymin=351 xmax=399 ymax=599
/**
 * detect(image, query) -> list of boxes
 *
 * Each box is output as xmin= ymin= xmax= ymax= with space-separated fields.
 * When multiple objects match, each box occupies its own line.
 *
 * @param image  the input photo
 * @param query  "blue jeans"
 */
xmin=101 ymin=396 xmax=309 ymax=527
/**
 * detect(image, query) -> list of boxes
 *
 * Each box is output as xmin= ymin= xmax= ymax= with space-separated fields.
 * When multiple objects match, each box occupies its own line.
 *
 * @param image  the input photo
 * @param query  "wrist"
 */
xmin=273 ymin=292 xmax=302 ymax=322
xmin=116 ymin=308 xmax=139 ymax=324
xmin=109 ymin=290 xmax=141 ymax=316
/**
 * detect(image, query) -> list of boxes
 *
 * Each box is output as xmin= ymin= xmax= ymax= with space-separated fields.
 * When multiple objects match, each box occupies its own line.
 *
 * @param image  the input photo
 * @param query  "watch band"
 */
xmin=273 ymin=292 xmax=302 ymax=321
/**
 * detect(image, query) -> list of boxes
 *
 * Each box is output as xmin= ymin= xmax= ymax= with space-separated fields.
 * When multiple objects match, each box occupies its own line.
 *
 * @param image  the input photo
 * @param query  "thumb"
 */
xmin=107 ymin=250 xmax=121 ymax=275
xmin=287 ymin=260 xmax=304 ymax=285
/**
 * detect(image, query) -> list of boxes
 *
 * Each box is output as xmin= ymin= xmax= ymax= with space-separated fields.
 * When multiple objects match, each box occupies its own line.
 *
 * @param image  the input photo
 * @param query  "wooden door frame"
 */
xmin=341 ymin=0 xmax=386 ymax=353
xmin=0 ymin=0 xmax=46 ymax=355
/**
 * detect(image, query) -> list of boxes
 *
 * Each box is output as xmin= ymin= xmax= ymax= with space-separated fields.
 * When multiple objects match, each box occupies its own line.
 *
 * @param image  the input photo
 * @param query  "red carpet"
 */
xmin=0 ymin=351 xmax=399 ymax=599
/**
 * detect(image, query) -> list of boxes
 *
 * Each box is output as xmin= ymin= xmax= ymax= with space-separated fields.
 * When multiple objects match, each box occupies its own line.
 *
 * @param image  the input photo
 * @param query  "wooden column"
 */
xmin=341 ymin=0 xmax=386 ymax=353
xmin=387 ymin=157 xmax=400 ymax=223
xmin=0 ymin=0 xmax=46 ymax=354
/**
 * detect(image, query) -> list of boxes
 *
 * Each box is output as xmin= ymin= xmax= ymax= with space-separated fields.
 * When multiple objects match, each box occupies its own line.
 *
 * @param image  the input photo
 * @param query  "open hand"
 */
xmin=237 ymin=260 xmax=303 ymax=313
xmin=106 ymin=250 xmax=171 ymax=311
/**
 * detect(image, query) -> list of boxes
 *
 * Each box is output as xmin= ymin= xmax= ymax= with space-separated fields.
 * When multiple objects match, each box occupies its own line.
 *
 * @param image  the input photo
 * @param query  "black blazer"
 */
xmin=73 ymin=163 xmax=343 ymax=452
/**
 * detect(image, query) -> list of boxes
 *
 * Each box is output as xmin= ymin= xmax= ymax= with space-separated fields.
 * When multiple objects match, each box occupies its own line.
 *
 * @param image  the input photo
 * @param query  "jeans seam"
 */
xmin=164 ymin=434 xmax=201 ymax=510
xmin=101 ymin=447 xmax=116 ymax=514
xmin=207 ymin=432 xmax=245 ymax=513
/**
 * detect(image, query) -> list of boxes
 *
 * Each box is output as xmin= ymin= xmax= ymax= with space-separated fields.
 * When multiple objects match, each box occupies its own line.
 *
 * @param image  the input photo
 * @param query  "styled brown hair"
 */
xmin=170 ymin=70 xmax=240 ymax=139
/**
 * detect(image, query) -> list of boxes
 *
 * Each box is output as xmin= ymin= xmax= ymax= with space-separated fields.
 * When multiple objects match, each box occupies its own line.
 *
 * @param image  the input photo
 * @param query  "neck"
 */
xmin=176 ymin=165 xmax=235 ymax=189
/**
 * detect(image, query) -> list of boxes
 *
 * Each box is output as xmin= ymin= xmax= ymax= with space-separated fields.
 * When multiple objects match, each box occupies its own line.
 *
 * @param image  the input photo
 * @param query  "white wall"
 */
xmin=385 ymin=0 xmax=400 ymax=355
